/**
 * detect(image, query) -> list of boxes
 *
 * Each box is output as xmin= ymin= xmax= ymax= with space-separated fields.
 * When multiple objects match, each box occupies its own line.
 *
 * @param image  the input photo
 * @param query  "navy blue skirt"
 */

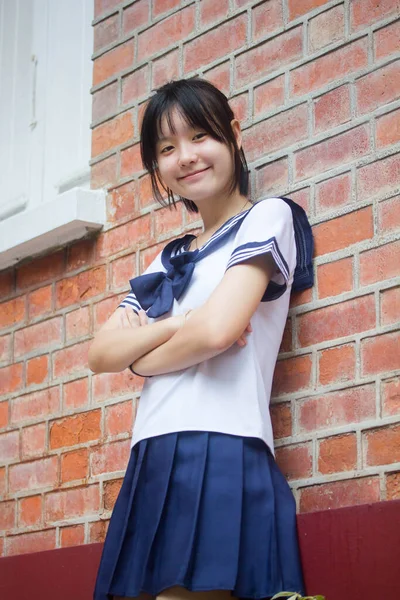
xmin=94 ymin=432 xmax=305 ymax=599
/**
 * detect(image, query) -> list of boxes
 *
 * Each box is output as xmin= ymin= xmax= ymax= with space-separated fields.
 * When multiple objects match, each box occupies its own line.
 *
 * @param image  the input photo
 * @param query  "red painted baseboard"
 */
xmin=1 ymin=500 xmax=399 ymax=600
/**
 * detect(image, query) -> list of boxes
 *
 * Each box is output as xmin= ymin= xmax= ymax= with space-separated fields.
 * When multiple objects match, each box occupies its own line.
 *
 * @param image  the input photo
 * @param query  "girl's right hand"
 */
xmin=236 ymin=322 xmax=252 ymax=347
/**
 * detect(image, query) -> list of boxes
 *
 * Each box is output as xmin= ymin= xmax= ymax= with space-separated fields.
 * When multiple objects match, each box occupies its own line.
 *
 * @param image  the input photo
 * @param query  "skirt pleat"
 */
xmin=93 ymin=432 xmax=305 ymax=600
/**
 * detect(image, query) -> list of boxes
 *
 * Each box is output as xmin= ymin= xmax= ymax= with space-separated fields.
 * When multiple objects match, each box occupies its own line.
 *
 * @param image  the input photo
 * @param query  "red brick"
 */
xmin=278 ymin=317 xmax=293 ymax=354
xmin=92 ymin=82 xmax=118 ymax=123
xmin=53 ymin=341 xmax=91 ymax=379
xmin=67 ymin=239 xmax=96 ymax=273
xmin=63 ymin=378 xmax=89 ymax=411
xmin=122 ymin=66 xmax=149 ymax=105
xmin=254 ymin=75 xmax=285 ymax=116
xmin=299 ymin=477 xmax=380 ymax=513
xmin=288 ymin=0 xmax=330 ymax=20
xmin=104 ymin=478 xmax=123 ymax=510
xmin=298 ymin=295 xmax=375 ymax=347
xmin=356 ymin=61 xmax=400 ymax=115
xmin=289 ymin=188 xmax=310 ymax=213
xmin=0 ymin=363 xmax=23 ymax=396
xmin=45 ymin=485 xmax=100 ymax=523
xmin=252 ymin=0 xmax=283 ymax=40
xmin=7 ymin=529 xmax=56 ymax=556
xmin=291 ymin=38 xmax=368 ymax=97
xmin=351 ymin=0 xmax=400 ymax=31
xmin=140 ymin=242 xmax=166 ymax=272
xmin=314 ymin=206 xmax=373 ymax=256
xmin=111 ymin=253 xmax=136 ymax=291
xmin=0 ymin=334 xmax=11 ymax=364
xmin=309 ymin=5 xmax=345 ymax=52
xmin=362 ymin=331 xmax=400 ymax=376
xmin=21 ymin=423 xmax=46 ymax=458
xmin=9 ymin=457 xmax=58 ymax=493
xmin=314 ymin=84 xmax=351 ymax=133
xmin=229 ymin=93 xmax=249 ymax=124
xmin=295 ymin=125 xmax=370 ymax=181
xmin=61 ymin=448 xmax=89 ymax=483
xmin=387 ymin=471 xmax=400 ymax=500
xmin=0 ymin=467 xmax=5 ymax=497
xmin=153 ymin=205 xmax=184 ymax=238
xmin=375 ymin=19 xmax=400 ymax=60
xmin=91 ymin=154 xmax=118 ymax=190
xmin=270 ymin=402 xmax=292 ymax=439
xmin=19 ymin=495 xmax=42 ymax=527
xmin=50 ymin=410 xmax=101 ymax=450
xmin=0 ymin=400 xmax=8 ymax=429
xmin=381 ymin=286 xmax=400 ymax=327
xmin=91 ymin=439 xmax=131 ymax=476
xmin=0 ymin=296 xmax=25 ymax=329
xmin=94 ymin=0 xmax=120 ymax=19
xmin=26 ymin=355 xmax=49 ymax=386
xmin=123 ymin=0 xmax=149 ymax=34
xmin=105 ymin=400 xmax=134 ymax=437
xmin=290 ymin=287 xmax=313 ymax=308
xmin=0 ymin=431 xmax=19 ymax=462
xmin=360 ymin=240 xmax=400 ymax=286
xmin=152 ymin=49 xmax=180 ymax=89
xmin=200 ymin=0 xmax=229 ymax=26
xmin=153 ymin=0 xmax=180 ymax=17
xmin=138 ymin=174 xmax=155 ymax=209
xmin=60 ymin=524 xmax=85 ymax=548
xmin=94 ymin=13 xmax=119 ymax=53
xmin=93 ymin=41 xmax=135 ymax=86
xmin=382 ymin=377 xmax=400 ymax=417
xmin=89 ymin=520 xmax=109 ymax=543
xmin=139 ymin=6 xmax=195 ymax=62
xmin=358 ymin=154 xmax=400 ymax=201
xmin=299 ymin=384 xmax=375 ymax=433
xmin=0 ymin=270 xmax=14 ymax=299
xmin=11 ymin=387 xmax=60 ymax=425
xmin=56 ymin=267 xmax=107 ymax=310
xmin=120 ymin=143 xmax=143 ymax=178
xmin=376 ymin=107 xmax=400 ymax=149
xmin=275 ymin=443 xmax=312 ymax=480
xmin=318 ymin=343 xmax=356 ymax=385
xmin=244 ymin=104 xmax=308 ymax=162
xmin=318 ymin=433 xmax=357 ymax=475
xmin=16 ymin=251 xmax=64 ymax=290
xmin=108 ymin=181 xmax=138 ymax=223
xmin=272 ymin=354 xmax=312 ymax=396
xmin=14 ymin=317 xmax=62 ymax=358
xmin=92 ymin=112 xmax=134 ymax=158
xmin=378 ymin=195 xmax=400 ymax=233
xmin=66 ymin=307 xmax=91 ymax=342
xmin=184 ymin=15 xmax=246 ymax=73
xmin=316 ymin=172 xmax=352 ymax=212
xmin=317 ymin=257 xmax=353 ymax=299
xmin=93 ymin=294 xmax=126 ymax=331
xmin=205 ymin=62 xmax=231 ymax=97
xmin=255 ymin=158 xmax=289 ymax=199
xmin=97 ymin=215 xmax=152 ymax=258
xmin=0 ymin=500 xmax=15 ymax=530
xmin=28 ymin=285 xmax=52 ymax=320
xmin=93 ymin=370 xmax=143 ymax=400
xmin=236 ymin=27 xmax=302 ymax=88
xmin=364 ymin=424 xmax=400 ymax=466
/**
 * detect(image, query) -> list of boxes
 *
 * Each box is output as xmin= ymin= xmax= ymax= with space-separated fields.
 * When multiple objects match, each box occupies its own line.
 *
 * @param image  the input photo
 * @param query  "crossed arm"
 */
xmin=88 ymin=254 xmax=275 ymax=376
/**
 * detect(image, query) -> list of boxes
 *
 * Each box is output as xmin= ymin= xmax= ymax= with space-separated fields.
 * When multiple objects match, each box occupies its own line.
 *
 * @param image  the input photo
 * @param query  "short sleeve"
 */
xmin=226 ymin=198 xmax=296 ymax=301
xmin=118 ymin=292 xmax=142 ymax=314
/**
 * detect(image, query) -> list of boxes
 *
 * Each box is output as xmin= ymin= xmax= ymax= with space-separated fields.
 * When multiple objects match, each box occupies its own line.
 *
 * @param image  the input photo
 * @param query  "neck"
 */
xmin=196 ymin=189 xmax=250 ymax=234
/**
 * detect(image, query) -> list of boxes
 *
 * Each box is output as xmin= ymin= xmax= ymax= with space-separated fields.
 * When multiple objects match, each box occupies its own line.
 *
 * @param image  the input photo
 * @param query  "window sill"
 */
xmin=0 ymin=188 xmax=106 ymax=270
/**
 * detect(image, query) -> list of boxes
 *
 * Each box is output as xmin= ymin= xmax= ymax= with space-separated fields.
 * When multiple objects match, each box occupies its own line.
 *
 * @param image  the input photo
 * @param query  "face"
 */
xmin=155 ymin=109 xmax=242 ymax=204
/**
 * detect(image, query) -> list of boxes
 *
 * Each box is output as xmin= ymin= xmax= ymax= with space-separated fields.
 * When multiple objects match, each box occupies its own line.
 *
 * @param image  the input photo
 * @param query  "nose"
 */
xmin=177 ymin=142 xmax=197 ymax=167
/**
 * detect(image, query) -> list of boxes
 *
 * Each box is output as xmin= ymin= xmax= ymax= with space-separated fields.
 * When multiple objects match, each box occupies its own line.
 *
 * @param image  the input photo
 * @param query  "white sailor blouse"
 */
xmin=120 ymin=197 xmax=314 ymax=453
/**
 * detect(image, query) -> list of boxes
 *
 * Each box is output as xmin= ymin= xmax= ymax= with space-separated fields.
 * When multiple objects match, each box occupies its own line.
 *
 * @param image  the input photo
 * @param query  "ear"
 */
xmin=231 ymin=118 xmax=242 ymax=149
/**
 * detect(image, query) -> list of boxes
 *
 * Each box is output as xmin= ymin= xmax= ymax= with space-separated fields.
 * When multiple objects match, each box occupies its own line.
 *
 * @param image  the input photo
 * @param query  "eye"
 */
xmin=193 ymin=132 xmax=207 ymax=141
xmin=160 ymin=145 xmax=174 ymax=154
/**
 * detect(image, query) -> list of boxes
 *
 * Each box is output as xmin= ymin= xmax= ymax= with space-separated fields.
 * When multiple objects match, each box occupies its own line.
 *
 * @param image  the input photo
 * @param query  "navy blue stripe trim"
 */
xmin=227 ymin=238 xmax=290 ymax=281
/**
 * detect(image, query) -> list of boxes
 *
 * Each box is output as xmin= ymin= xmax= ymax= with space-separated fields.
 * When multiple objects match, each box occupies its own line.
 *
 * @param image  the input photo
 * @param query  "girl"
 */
xmin=89 ymin=78 xmax=313 ymax=600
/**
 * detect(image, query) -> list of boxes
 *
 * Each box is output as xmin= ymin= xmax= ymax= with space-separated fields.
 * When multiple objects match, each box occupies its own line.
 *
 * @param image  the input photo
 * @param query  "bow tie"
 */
xmin=130 ymin=241 xmax=199 ymax=318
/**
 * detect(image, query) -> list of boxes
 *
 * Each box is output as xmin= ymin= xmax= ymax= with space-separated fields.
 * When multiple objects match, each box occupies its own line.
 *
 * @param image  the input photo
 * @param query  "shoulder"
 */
xmin=248 ymin=197 xmax=293 ymax=220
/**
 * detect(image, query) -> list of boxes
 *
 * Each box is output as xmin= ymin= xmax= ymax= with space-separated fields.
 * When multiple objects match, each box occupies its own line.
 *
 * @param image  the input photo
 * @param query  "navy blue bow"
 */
xmin=130 ymin=246 xmax=198 ymax=318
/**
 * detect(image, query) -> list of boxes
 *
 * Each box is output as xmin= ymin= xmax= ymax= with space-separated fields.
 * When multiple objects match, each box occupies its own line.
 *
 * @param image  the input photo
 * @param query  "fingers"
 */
xmin=236 ymin=322 xmax=252 ymax=347
xmin=138 ymin=310 xmax=148 ymax=327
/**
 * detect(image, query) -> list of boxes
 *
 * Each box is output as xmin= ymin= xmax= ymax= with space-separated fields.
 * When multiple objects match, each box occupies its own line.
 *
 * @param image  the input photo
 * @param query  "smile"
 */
xmin=179 ymin=167 xmax=210 ymax=181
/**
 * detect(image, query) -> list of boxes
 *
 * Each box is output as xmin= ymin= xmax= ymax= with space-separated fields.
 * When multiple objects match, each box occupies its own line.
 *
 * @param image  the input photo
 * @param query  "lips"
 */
xmin=179 ymin=167 xmax=210 ymax=180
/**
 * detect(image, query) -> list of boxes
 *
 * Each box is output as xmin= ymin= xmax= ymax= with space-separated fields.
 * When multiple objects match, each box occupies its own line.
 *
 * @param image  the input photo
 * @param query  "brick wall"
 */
xmin=0 ymin=0 xmax=399 ymax=557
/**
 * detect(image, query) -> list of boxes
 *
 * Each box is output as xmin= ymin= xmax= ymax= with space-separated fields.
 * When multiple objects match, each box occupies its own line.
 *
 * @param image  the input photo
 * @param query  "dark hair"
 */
xmin=140 ymin=78 xmax=249 ymax=213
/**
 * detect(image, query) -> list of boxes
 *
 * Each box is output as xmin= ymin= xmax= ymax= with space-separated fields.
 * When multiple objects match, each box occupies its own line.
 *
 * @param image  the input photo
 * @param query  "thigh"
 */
xmin=156 ymin=586 xmax=232 ymax=600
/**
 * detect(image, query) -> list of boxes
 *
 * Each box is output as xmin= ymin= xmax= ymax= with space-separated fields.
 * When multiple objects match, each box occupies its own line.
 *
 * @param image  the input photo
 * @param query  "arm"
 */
xmin=88 ymin=307 xmax=185 ymax=374
xmin=132 ymin=254 xmax=275 ymax=376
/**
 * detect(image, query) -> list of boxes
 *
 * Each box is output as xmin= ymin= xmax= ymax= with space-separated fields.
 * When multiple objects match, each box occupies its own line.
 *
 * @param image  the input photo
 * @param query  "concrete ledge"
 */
xmin=0 ymin=188 xmax=106 ymax=270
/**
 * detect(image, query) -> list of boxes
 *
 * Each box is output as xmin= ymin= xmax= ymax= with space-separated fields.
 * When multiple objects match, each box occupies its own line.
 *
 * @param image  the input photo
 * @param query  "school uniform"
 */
xmin=94 ymin=197 xmax=313 ymax=600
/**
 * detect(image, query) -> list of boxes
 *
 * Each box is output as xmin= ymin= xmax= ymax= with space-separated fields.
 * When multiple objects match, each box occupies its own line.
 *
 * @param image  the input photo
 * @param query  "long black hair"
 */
xmin=140 ymin=78 xmax=249 ymax=213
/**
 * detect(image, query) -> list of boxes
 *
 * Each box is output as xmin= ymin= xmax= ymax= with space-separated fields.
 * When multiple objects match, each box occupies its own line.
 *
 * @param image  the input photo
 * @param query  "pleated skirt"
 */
xmin=93 ymin=432 xmax=305 ymax=600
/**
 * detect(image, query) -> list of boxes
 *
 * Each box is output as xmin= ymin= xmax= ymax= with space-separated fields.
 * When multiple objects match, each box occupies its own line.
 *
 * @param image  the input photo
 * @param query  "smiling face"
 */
xmin=156 ymin=109 xmax=241 ymax=205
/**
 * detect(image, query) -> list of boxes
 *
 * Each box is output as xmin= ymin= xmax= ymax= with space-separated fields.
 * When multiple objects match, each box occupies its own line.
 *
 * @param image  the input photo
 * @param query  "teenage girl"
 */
xmin=89 ymin=78 xmax=313 ymax=600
